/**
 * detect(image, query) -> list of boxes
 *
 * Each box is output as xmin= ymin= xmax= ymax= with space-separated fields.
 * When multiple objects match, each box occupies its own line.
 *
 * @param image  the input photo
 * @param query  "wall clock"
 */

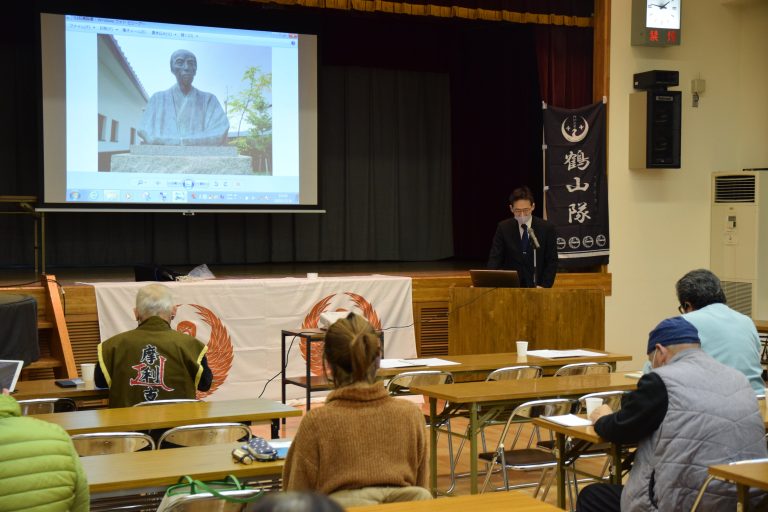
xmin=632 ymin=0 xmax=682 ymax=46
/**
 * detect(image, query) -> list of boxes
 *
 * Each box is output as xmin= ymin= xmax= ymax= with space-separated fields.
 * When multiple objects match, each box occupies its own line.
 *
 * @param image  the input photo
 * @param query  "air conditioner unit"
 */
xmin=710 ymin=171 xmax=768 ymax=318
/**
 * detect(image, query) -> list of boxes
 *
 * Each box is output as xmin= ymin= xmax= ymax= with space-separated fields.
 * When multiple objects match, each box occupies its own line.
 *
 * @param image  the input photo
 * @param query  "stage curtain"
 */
xmin=38 ymin=67 xmax=452 ymax=266
xmin=246 ymin=0 xmax=593 ymax=25
xmin=535 ymin=23 xmax=594 ymax=108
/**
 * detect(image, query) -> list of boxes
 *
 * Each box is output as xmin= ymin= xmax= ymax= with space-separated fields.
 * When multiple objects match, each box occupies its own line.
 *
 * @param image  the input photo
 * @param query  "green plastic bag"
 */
xmin=157 ymin=474 xmax=263 ymax=511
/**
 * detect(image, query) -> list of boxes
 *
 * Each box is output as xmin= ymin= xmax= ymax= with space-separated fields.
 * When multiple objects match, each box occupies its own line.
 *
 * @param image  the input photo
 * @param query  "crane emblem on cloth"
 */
xmin=301 ymin=293 xmax=382 ymax=376
xmin=174 ymin=304 xmax=233 ymax=399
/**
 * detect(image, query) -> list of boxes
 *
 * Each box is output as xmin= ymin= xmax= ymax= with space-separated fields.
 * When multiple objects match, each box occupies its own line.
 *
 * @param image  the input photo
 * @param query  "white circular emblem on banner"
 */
xmin=596 ymin=234 xmax=607 ymax=247
xmin=561 ymin=116 xmax=589 ymax=143
xmin=582 ymin=236 xmax=594 ymax=249
xmin=557 ymin=237 xmax=567 ymax=251
xmin=568 ymin=236 xmax=581 ymax=249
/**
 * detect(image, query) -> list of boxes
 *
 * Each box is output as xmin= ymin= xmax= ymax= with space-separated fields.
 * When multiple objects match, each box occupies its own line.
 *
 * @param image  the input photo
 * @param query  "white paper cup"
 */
xmin=81 ymin=363 xmax=96 ymax=383
xmin=306 ymin=272 xmax=319 ymax=279
xmin=586 ymin=397 xmax=604 ymax=416
xmin=516 ymin=340 xmax=528 ymax=356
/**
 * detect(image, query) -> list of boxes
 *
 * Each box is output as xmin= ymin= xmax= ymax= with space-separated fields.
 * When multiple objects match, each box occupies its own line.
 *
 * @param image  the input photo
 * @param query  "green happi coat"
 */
xmin=98 ymin=316 xmax=208 ymax=407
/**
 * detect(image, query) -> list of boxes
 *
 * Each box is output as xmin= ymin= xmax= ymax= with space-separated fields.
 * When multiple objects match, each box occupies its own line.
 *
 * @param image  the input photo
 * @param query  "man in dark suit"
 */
xmin=487 ymin=186 xmax=559 ymax=287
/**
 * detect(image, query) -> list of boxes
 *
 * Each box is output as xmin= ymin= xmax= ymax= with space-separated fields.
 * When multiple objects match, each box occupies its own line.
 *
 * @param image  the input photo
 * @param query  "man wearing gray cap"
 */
xmin=576 ymin=316 xmax=767 ymax=512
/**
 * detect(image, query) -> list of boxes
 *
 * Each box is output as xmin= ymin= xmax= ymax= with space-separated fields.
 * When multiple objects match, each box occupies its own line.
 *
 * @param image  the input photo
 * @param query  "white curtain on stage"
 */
xmin=92 ymin=275 xmax=416 ymax=402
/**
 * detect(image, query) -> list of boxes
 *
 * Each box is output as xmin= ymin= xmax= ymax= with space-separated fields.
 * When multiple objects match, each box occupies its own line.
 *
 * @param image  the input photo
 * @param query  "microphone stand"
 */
xmin=532 ymin=246 xmax=537 ymax=287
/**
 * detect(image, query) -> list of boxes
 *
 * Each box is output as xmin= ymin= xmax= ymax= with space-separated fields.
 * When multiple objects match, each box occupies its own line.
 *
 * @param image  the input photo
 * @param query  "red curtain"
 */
xmin=535 ymin=23 xmax=594 ymax=108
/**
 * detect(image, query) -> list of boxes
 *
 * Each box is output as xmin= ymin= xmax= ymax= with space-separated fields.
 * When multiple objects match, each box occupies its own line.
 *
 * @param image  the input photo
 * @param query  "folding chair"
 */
xmin=452 ymin=365 xmax=546 ymax=475
xmin=553 ymin=362 xmax=613 ymax=377
xmin=387 ymin=370 xmax=455 ymax=494
xmin=17 ymin=398 xmax=77 ymax=415
xmin=71 ymin=432 xmax=155 ymax=456
xmin=479 ymin=398 xmax=575 ymax=497
xmin=158 ymin=422 xmax=252 ymax=449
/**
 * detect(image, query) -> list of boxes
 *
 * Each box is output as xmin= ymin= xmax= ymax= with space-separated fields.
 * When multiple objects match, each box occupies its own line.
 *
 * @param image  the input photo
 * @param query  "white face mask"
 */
xmin=516 ymin=214 xmax=532 ymax=225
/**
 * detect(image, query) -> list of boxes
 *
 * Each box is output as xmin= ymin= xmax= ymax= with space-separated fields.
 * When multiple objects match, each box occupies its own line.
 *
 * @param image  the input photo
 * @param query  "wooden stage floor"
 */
xmin=0 ymin=260 xmax=484 ymax=287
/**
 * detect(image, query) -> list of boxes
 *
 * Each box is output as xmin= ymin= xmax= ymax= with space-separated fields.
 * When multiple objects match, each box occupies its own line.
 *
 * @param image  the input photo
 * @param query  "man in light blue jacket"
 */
xmin=676 ymin=269 xmax=764 ymax=395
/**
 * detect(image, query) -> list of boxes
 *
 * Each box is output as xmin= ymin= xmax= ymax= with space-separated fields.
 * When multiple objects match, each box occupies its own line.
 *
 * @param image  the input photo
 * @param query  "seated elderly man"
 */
xmin=642 ymin=269 xmax=764 ymax=394
xmin=577 ymin=316 xmax=767 ymax=512
xmin=95 ymin=284 xmax=212 ymax=407
xmin=677 ymin=268 xmax=764 ymax=394
xmin=0 ymin=389 xmax=89 ymax=511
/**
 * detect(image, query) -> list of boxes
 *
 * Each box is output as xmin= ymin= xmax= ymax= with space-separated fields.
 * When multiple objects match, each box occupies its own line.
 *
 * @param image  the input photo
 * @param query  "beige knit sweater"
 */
xmin=282 ymin=382 xmax=428 ymax=495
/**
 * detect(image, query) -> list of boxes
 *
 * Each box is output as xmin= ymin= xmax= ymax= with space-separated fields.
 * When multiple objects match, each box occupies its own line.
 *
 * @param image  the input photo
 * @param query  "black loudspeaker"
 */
xmin=629 ymin=90 xmax=681 ymax=169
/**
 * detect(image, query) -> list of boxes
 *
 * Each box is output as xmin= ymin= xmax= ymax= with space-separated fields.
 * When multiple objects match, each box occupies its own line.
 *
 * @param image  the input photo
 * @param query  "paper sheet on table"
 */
xmin=624 ymin=371 xmax=644 ymax=379
xmin=379 ymin=358 xmax=460 ymax=369
xmin=526 ymin=349 xmax=607 ymax=359
xmin=542 ymin=414 xmax=593 ymax=427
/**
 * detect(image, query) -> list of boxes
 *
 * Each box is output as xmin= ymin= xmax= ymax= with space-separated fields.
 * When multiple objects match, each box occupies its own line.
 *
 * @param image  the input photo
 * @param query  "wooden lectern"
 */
xmin=448 ymin=287 xmax=605 ymax=355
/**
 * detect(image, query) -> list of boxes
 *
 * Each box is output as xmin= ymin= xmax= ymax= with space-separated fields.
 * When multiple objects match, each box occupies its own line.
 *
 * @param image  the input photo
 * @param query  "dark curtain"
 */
xmin=450 ymin=23 xmax=544 ymax=261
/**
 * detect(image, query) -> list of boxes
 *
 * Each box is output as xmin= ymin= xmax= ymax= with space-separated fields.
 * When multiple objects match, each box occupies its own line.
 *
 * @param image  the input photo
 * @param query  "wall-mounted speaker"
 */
xmin=629 ymin=90 xmax=682 ymax=169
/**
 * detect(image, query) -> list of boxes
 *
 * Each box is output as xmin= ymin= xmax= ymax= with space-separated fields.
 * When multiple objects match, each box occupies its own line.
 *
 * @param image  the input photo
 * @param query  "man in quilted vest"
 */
xmin=576 ymin=316 xmax=767 ymax=512
xmin=95 ymin=284 xmax=213 ymax=407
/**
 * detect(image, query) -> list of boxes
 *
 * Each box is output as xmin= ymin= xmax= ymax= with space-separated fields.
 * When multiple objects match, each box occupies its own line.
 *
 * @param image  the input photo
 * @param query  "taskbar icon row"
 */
xmin=66 ymin=189 xmax=298 ymax=204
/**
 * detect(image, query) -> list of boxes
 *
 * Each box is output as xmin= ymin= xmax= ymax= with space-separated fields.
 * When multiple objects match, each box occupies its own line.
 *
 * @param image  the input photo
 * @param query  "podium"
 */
xmin=448 ymin=287 xmax=605 ymax=355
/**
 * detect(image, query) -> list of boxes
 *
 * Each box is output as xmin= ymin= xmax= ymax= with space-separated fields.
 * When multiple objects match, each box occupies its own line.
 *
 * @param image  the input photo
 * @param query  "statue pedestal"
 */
xmin=110 ymin=145 xmax=253 ymax=175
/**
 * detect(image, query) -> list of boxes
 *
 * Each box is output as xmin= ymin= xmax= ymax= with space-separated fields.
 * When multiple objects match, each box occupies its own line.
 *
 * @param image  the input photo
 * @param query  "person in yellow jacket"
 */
xmin=0 ymin=390 xmax=89 ymax=511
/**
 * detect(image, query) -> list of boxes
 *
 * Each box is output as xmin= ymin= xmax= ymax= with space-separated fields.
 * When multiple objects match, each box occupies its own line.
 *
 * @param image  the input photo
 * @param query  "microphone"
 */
xmin=528 ymin=226 xmax=541 ymax=250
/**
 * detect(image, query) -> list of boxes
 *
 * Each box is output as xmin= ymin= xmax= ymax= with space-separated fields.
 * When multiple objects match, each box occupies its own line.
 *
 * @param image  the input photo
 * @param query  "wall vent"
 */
xmin=722 ymin=281 xmax=753 ymax=317
xmin=714 ymin=175 xmax=755 ymax=203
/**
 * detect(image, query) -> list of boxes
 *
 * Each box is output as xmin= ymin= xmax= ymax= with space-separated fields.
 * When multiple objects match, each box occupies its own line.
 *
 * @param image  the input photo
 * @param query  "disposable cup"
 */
xmin=516 ymin=341 xmax=528 ymax=357
xmin=81 ymin=363 xmax=96 ymax=382
xmin=586 ymin=397 xmax=604 ymax=416
xmin=306 ymin=273 xmax=319 ymax=279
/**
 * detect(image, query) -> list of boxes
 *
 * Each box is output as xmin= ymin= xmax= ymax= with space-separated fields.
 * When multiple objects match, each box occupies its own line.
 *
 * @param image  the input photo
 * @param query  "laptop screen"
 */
xmin=0 ymin=360 xmax=24 ymax=393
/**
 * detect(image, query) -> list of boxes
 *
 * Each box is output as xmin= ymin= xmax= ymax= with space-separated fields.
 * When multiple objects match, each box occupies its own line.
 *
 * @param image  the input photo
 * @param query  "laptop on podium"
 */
xmin=469 ymin=269 xmax=521 ymax=288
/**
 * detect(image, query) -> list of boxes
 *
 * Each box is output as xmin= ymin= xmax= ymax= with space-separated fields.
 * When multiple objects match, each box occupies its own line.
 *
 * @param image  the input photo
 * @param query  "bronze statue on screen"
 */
xmin=138 ymin=49 xmax=229 ymax=146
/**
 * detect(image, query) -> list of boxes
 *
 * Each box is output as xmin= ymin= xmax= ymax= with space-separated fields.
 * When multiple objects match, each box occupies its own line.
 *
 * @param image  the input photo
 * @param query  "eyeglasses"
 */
xmin=677 ymin=304 xmax=686 ymax=314
xmin=512 ymin=208 xmax=532 ymax=215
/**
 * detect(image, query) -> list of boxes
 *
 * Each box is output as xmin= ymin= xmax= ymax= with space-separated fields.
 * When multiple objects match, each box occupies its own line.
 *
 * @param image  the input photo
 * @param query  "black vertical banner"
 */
xmin=544 ymin=102 xmax=609 ymax=267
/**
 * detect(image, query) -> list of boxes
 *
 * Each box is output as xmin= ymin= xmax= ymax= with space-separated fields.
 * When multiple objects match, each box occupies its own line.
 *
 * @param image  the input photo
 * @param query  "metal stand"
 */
xmin=0 ymin=196 xmax=44 ymax=276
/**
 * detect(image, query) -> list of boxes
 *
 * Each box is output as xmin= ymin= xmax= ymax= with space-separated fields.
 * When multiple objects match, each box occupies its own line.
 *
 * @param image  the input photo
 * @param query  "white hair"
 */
xmin=135 ymin=284 xmax=174 ymax=319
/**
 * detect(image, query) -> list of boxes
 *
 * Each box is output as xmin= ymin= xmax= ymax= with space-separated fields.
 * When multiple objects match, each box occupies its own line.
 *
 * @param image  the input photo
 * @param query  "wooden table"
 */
xmin=376 ymin=351 xmax=632 ymax=380
xmin=532 ymin=418 xmax=624 ymax=509
xmin=410 ymin=374 xmax=638 ymax=496
xmin=32 ymin=398 xmax=301 ymax=438
xmin=755 ymin=320 xmax=768 ymax=334
xmin=84 ymin=442 xmax=284 ymax=494
xmin=346 ymin=490 xmax=562 ymax=511
xmin=14 ymin=379 xmax=108 ymax=401
xmin=709 ymin=459 xmax=768 ymax=511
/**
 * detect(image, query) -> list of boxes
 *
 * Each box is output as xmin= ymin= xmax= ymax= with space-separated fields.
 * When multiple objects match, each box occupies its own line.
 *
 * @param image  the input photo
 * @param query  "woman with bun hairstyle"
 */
xmin=282 ymin=313 xmax=430 ymax=507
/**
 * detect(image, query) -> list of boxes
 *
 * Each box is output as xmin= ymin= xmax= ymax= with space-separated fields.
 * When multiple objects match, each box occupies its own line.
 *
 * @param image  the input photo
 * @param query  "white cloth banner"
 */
xmin=92 ymin=275 xmax=416 ymax=402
